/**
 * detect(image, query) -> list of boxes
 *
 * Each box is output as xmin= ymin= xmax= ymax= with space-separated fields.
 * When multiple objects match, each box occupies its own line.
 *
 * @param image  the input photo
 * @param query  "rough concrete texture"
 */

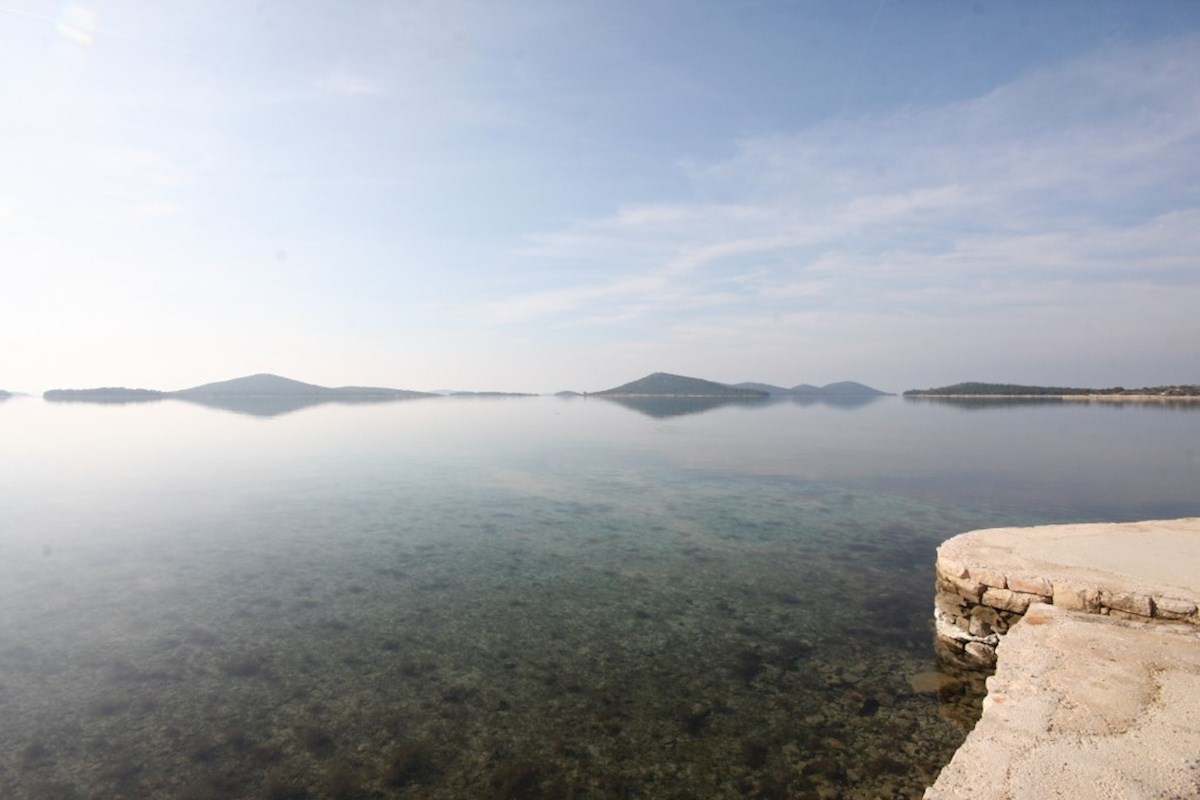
xmin=925 ymin=603 xmax=1200 ymax=799
xmin=938 ymin=518 xmax=1200 ymax=604
xmin=940 ymin=515 xmax=1200 ymax=597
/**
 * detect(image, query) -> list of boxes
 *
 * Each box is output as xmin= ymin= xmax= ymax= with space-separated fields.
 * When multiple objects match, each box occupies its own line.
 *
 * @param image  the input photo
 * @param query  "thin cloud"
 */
xmin=478 ymin=33 xmax=1200 ymax=351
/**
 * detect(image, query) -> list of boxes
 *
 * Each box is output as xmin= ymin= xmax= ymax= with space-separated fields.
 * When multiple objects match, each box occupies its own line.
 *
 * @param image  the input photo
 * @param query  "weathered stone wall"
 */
xmin=934 ymin=552 xmax=1200 ymax=668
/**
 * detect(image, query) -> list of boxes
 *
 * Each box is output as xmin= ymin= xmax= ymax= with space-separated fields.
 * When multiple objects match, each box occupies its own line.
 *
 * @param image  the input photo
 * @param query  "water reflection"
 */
xmin=31 ymin=392 xmax=894 ymax=420
xmin=783 ymin=394 xmax=885 ymax=410
xmin=37 ymin=393 xmax=440 ymax=418
xmin=43 ymin=395 xmax=165 ymax=406
xmin=594 ymin=395 xmax=770 ymax=418
xmin=594 ymin=394 xmax=887 ymax=418
xmin=174 ymin=394 xmax=429 ymax=418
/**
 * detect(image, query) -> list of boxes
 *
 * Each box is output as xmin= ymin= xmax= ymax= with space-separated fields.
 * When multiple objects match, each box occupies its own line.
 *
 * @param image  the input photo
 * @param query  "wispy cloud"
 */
xmin=477 ymin=33 xmax=1200 ymax=376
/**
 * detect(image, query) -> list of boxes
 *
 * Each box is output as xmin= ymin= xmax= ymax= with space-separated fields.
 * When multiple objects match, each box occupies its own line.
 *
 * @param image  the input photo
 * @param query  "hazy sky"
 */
xmin=3 ymin=1 xmax=1198 ymax=393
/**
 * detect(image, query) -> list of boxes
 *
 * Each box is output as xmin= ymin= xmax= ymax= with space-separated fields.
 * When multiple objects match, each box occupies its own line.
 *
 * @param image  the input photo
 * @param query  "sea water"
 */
xmin=1 ymin=395 xmax=1197 ymax=799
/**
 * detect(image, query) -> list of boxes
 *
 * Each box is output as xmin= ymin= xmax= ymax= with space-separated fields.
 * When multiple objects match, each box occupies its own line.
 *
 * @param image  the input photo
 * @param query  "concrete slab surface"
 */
xmin=938 ymin=518 xmax=1200 ymax=602
xmin=926 ymin=603 xmax=1200 ymax=799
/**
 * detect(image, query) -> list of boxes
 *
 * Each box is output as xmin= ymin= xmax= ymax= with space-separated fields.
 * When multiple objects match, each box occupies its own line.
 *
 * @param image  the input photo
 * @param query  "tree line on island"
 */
xmin=903 ymin=382 xmax=1200 ymax=397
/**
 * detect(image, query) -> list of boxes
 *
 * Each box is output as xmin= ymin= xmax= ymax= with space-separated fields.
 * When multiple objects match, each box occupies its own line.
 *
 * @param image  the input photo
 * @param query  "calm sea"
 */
xmin=1 ymin=394 xmax=1197 ymax=799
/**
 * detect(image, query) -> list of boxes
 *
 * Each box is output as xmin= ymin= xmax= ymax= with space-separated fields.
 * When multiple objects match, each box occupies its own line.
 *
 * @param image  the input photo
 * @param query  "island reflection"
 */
xmin=595 ymin=394 xmax=883 ymax=419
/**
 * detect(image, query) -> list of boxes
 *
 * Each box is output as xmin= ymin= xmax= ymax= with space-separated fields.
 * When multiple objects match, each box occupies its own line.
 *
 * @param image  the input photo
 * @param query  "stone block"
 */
xmin=1153 ymin=596 xmax=1198 ymax=619
xmin=970 ymin=566 xmax=1007 ymax=589
xmin=1007 ymin=574 xmax=1053 ymax=598
xmin=934 ymin=636 xmax=966 ymax=664
xmin=937 ymin=557 xmax=969 ymax=580
xmin=970 ymin=605 xmax=1011 ymax=635
xmin=970 ymin=605 xmax=1002 ymax=627
xmin=982 ymin=587 xmax=1033 ymax=615
xmin=969 ymin=616 xmax=994 ymax=638
xmin=935 ymin=591 xmax=968 ymax=618
xmin=945 ymin=574 xmax=985 ymax=603
xmin=1101 ymin=590 xmax=1153 ymax=617
xmin=1053 ymin=584 xmax=1101 ymax=613
xmin=936 ymin=613 xmax=972 ymax=642
xmin=963 ymin=641 xmax=995 ymax=665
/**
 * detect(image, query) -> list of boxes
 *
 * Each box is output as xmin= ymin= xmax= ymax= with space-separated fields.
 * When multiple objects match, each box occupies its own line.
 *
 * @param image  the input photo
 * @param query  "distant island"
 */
xmin=904 ymin=382 xmax=1200 ymax=398
xmin=172 ymin=373 xmax=432 ymax=400
xmin=593 ymin=372 xmax=768 ymax=398
xmin=0 ymin=389 xmax=11 ymax=399
xmin=32 ymin=372 xmax=895 ymax=405
xmin=43 ymin=373 xmax=436 ymax=417
xmin=733 ymin=381 xmax=890 ymax=396
xmin=43 ymin=387 xmax=166 ymax=402
xmin=43 ymin=373 xmax=433 ymax=401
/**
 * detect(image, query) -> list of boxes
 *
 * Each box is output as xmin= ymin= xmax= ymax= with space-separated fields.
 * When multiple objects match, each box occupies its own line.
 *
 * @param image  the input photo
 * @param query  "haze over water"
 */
xmin=1 ymin=395 xmax=1198 ymax=798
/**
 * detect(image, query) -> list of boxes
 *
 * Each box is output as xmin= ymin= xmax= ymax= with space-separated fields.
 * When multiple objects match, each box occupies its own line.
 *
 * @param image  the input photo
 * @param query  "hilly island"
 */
xmin=43 ymin=373 xmax=433 ymax=402
xmin=589 ymin=373 xmax=891 ymax=398
xmin=593 ymin=372 xmax=769 ymax=398
xmin=733 ymin=381 xmax=890 ymax=397
xmin=41 ymin=374 xmax=435 ymax=417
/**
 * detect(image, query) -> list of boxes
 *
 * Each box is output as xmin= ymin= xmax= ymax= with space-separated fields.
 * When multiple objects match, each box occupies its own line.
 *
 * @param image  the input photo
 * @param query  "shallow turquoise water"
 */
xmin=1 ymin=396 xmax=1197 ymax=798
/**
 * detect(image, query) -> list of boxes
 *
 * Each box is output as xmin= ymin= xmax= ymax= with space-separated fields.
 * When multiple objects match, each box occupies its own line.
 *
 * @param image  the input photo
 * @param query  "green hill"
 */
xmin=818 ymin=381 xmax=889 ymax=396
xmin=173 ymin=373 xmax=431 ymax=399
xmin=733 ymin=382 xmax=791 ymax=394
xmin=734 ymin=381 xmax=890 ymax=396
xmin=595 ymin=372 xmax=767 ymax=397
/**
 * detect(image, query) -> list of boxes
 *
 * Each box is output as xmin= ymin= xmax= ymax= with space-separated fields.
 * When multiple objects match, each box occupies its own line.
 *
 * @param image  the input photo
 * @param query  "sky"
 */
xmin=2 ymin=0 xmax=1198 ymax=394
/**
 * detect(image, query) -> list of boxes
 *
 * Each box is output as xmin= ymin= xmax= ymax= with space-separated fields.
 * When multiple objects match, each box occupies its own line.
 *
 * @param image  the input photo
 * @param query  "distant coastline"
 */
xmin=903 ymin=381 xmax=1200 ymax=399
xmin=28 ymin=374 xmax=1200 ymax=408
xmin=39 ymin=374 xmax=436 ymax=417
xmin=908 ymin=394 xmax=1200 ymax=400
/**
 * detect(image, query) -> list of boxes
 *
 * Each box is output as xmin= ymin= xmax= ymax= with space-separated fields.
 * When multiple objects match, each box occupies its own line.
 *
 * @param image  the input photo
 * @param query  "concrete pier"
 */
xmin=933 ymin=518 xmax=1200 ymax=668
xmin=925 ymin=518 xmax=1200 ymax=798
